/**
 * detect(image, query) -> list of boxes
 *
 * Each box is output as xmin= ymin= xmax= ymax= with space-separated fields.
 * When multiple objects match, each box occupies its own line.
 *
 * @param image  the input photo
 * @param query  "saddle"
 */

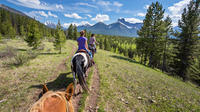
xmin=77 ymin=49 xmax=93 ymax=67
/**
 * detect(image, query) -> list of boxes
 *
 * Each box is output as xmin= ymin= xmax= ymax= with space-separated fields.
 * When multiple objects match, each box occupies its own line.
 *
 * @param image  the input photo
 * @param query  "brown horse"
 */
xmin=30 ymin=83 xmax=74 ymax=112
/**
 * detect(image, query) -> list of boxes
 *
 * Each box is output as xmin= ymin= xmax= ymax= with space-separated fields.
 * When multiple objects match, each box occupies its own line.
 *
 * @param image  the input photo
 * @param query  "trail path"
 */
xmin=84 ymin=64 xmax=100 ymax=112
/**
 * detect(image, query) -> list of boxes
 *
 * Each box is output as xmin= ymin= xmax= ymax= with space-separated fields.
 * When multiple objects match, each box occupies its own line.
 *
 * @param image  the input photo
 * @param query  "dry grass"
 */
xmin=0 ymin=39 xmax=76 ymax=112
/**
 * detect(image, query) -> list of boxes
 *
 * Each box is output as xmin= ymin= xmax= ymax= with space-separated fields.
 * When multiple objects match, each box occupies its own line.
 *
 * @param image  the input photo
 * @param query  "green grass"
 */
xmin=1 ymin=39 xmax=200 ymax=112
xmin=95 ymin=49 xmax=200 ymax=112
xmin=0 ymin=39 xmax=76 ymax=112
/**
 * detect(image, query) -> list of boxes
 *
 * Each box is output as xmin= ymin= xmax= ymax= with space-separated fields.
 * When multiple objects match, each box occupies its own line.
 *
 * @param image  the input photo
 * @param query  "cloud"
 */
xmin=97 ymin=1 xmax=111 ymax=6
xmin=63 ymin=21 xmax=92 ymax=28
xmin=97 ymin=0 xmax=123 ymax=12
xmin=38 ymin=11 xmax=48 ymax=17
xmin=125 ymin=18 xmax=143 ymax=23
xmin=76 ymin=2 xmax=98 ymax=9
xmin=144 ymin=5 xmax=150 ymax=9
xmin=7 ymin=0 xmax=64 ymax=11
xmin=64 ymin=13 xmax=83 ymax=19
xmin=113 ymin=1 xmax=123 ymax=7
xmin=137 ymin=12 xmax=145 ymax=17
xmin=48 ymin=11 xmax=57 ymax=18
xmin=168 ymin=0 xmax=191 ymax=26
xmin=91 ymin=14 xmax=110 ymax=22
xmin=56 ymin=4 xmax=64 ymax=9
xmin=87 ymin=14 xmax=92 ymax=18
xmin=25 ymin=11 xmax=48 ymax=18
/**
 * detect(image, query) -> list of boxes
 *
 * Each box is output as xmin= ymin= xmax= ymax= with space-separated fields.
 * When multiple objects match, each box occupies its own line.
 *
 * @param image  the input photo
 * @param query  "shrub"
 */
xmin=0 ymin=46 xmax=17 ymax=58
xmin=27 ymin=50 xmax=38 ymax=59
xmin=3 ymin=50 xmax=38 ymax=67
xmin=13 ymin=53 xmax=29 ymax=66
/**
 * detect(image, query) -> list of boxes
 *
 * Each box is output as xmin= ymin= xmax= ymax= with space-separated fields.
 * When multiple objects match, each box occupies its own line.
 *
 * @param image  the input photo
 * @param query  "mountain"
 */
xmin=44 ymin=21 xmax=57 ymax=29
xmin=0 ymin=4 xmax=27 ymax=17
xmin=77 ymin=18 xmax=143 ymax=37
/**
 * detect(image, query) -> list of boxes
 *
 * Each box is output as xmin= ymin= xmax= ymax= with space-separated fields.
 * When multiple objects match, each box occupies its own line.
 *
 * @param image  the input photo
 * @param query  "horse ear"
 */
xmin=42 ymin=84 xmax=48 ymax=94
xmin=65 ymin=83 xmax=74 ymax=101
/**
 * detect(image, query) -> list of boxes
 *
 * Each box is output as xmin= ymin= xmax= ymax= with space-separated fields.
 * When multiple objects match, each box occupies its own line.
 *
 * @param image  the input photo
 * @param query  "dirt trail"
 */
xmin=84 ymin=64 xmax=100 ymax=112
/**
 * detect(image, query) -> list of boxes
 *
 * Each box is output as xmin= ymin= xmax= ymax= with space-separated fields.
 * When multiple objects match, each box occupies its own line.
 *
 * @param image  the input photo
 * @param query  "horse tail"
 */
xmin=75 ymin=55 xmax=89 ymax=92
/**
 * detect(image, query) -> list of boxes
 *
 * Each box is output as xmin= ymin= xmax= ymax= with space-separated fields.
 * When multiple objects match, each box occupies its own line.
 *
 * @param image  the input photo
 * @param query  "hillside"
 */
xmin=0 ymin=39 xmax=199 ymax=111
xmin=95 ymin=49 xmax=200 ymax=111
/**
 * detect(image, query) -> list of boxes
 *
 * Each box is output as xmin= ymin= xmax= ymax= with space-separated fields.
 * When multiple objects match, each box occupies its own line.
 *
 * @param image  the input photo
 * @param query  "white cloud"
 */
xmin=76 ymin=2 xmax=98 ymax=8
xmin=7 ymin=0 xmax=64 ymax=11
xmin=56 ymin=4 xmax=64 ymax=9
xmin=48 ymin=11 xmax=57 ymax=18
xmin=97 ymin=1 xmax=111 ymax=6
xmin=91 ymin=14 xmax=110 ymax=22
xmin=168 ymin=0 xmax=191 ymax=26
xmin=63 ymin=21 xmax=92 ymax=28
xmin=125 ymin=18 xmax=143 ymax=23
xmin=64 ymin=13 xmax=83 ymax=19
xmin=137 ymin=12 xmax=145 ymax=17
xmin=97 ymin=0 xmax=123 ymax=12
xmin=25 ymin=11 xmax=49 ymax=19
xmin=113 ymin=1 xmax=123 ymax=7
xmin=87 ymin=14 xmax=92 ymax=18
xmin=144 ymin=5 xmax=150 ymax=9
xmin=38 ymin=11 xmax=48 ymax=17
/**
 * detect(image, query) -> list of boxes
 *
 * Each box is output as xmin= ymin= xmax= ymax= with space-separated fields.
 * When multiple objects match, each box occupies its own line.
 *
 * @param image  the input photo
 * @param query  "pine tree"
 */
xmin=24 ymin=20 xmax=41 ymax=49
xmin=172 ymin=0 xmax=200 ymax=81
xmin=67 ymin=24 xmax=73 ymax=39
xmin=0 ymin=33 xmax=2 ymax=41
xmin=54 ymin=20 xmax=66 ymax=54
xmin=73 ymin=25 xmax=78 ymax=40
xmin=162 ymin=16 xmax=173 ymax=72
xmin=136 ymin=1 xmax=165 ymax=67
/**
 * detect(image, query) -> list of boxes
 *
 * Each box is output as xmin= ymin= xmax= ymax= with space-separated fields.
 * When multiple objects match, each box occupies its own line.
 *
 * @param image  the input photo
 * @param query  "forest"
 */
xmin=0 ymin=0 xmax=199 ymax=85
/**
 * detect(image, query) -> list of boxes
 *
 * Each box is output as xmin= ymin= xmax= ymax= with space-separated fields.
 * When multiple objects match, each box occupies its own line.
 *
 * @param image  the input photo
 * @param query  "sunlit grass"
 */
xmin=95 ymin=49 xmax=200 ymax=112
xmin=0 ymin=39 xmax=76 ymax=112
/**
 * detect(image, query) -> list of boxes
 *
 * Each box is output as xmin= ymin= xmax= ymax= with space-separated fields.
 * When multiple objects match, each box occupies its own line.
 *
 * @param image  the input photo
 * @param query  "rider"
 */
xmin=77 ymin=30 xmax=93 ymax=59
xmin=89 ymin=34 xmax=99 ymax=56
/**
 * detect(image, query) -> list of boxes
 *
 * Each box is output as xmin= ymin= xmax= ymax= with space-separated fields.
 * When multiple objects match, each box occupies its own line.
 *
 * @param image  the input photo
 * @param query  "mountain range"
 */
xmin=77 ymin=18 xmax=143 ymax=37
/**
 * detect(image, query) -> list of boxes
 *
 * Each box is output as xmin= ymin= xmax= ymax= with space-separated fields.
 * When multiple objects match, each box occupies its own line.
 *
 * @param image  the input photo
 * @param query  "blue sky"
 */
xmin=0 ymin=0 xmax=191 ymax=27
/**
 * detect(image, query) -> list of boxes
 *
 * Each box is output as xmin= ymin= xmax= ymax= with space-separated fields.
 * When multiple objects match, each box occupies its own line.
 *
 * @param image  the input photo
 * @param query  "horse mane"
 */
xmin=30 ymin=91 xmax=67 ymax=112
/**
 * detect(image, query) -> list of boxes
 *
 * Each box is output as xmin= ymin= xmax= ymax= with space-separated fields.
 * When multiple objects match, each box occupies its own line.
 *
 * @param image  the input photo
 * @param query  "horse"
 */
xmin=29 ymin=83 xmax=74 ymax=112
xmin=89 ymin=44 xmax=96 ymax=57
xmin=71 ymin=50 xmax=92 ymax=95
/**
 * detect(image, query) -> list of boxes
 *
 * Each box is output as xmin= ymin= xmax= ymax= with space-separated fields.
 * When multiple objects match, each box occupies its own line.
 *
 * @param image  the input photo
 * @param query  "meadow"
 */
xmin=0 ymin=39 xmax=200 ymax=112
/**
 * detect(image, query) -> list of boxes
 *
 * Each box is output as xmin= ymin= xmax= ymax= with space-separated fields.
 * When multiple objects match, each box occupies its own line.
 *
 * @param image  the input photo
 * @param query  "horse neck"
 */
xmin=30 ymin=91 xmax=68 ymax=112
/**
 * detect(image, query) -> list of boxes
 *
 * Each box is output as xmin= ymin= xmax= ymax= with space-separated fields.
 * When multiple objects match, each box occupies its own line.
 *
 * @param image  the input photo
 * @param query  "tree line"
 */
xmin=0 ymin=0 xmax=199 ymax=85
xmin=95 ymin=0 xmax=200 ymax=85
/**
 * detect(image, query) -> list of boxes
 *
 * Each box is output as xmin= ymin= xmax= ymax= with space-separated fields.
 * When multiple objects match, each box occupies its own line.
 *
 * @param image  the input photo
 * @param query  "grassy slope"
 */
xmin=0 ymin=39 xmax=75 ymax=112
xmin=95 ymin=49 xmax=200 ymax=112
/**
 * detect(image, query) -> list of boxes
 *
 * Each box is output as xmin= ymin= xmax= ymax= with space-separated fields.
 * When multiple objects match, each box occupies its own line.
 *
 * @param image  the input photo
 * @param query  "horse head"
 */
xmin=30 ymin=83 xmax=74 ymax=112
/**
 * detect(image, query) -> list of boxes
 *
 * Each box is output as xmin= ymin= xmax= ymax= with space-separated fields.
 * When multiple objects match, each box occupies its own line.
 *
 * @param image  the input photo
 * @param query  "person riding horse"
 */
xmin=71 ymin=30 xmax=93 ymax=94
xmin=89 ymin=34 xmax=99 ymax=57
xmin=76 ymin=30 xmax=93 ymax=64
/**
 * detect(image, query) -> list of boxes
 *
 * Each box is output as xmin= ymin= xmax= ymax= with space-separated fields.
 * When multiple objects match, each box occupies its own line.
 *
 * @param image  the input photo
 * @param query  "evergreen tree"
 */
xmin=54 ymin=20 xmax=66 ymax=54
xmin=104 ymin=38 xmax=111 ymax=51
xmin=162 ymin=16 xmax=173 ymax=72
xmin=73 ymin=25 xmax=78 ymax=40
xmin=24 ymin=20 xmax=41 ymax=49
xmin=136 ymin=2 xmax=165 ymax=67
xmin=67 ymin=24 xmax=73 ymax=39
xmin=172 ymin=0 xmax=200 ymax=81
xmin=0 ymin=33 xmax=2 ymax=41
